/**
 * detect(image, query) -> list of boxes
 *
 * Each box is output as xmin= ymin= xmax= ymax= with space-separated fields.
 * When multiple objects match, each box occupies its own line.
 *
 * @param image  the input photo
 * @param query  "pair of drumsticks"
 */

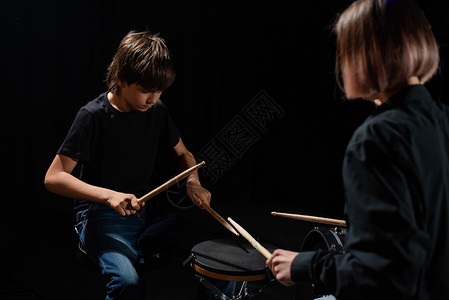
xmin=137 ymin=161 xmax=346 ymax=260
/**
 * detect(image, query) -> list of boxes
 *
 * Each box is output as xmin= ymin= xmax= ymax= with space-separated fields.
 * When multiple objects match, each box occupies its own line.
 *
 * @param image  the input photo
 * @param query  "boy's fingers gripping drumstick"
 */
xmin=227 ymin=217 xmax=272 ymax=259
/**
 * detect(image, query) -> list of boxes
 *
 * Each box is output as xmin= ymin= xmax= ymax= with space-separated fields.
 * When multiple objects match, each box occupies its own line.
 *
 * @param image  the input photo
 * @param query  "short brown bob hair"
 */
xmin=106 ymin=31 xmax=175 ymax=94
xmin=335 ymin=0 xmax=439 ymax=99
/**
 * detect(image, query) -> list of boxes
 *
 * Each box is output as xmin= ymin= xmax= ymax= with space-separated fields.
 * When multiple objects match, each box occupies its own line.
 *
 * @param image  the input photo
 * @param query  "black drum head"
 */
xmin=190 ymin=237 xmax=278 ymax=281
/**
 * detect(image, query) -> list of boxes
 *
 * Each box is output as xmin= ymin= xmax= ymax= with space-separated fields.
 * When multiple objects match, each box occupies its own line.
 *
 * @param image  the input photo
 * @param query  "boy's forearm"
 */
xmin=44 ymin=171 xmax=110 ymax=204
xmin=176 ymin=151 xmax=201 ymax=184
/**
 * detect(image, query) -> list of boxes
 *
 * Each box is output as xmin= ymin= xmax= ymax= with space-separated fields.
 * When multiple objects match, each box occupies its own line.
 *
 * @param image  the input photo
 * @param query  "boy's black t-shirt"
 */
xmin=57 ymin=92 xmax=180 ymax=214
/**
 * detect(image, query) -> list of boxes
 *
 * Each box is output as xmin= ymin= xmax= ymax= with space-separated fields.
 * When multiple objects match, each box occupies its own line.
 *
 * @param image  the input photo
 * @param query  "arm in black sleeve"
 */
xmin=291 ymin=124 xmax=429 ymax=299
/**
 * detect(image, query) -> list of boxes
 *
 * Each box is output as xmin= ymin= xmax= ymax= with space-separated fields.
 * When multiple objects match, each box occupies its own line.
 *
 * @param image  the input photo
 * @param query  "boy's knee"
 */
xmin=106 ymin=269 xmax=143 ymax=299
xmin=116 ymin=268 xmax=140 ymax=287
xmin=100 ymin=253 xmax=143 ymax=299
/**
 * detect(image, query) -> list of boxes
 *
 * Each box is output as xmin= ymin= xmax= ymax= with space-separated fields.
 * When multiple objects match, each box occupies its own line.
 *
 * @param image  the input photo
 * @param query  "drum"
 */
xmin=300 ymin=226 xmax=347 ymax=252
xmin=295 ymin=226 xmax=347 ymax=300
xmin=187 ymin=237 xmax=278 ymax=282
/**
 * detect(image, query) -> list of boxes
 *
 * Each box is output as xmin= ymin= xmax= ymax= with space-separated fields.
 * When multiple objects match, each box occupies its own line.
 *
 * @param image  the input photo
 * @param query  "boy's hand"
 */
xmin=106 ymin=191 xmax=143 ymax=216
xmin=186 ymin=178 xmax=211 ymax=208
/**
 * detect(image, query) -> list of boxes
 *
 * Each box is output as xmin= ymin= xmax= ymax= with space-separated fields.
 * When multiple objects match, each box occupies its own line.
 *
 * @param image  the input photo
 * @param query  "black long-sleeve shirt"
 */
xmin=292 ymin=85 xmax=449 ymax=299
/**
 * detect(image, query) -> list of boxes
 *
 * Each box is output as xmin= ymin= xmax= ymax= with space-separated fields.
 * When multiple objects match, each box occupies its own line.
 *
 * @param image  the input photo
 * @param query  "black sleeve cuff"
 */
xmin=291 ymin=251 xmax=315 ymax=284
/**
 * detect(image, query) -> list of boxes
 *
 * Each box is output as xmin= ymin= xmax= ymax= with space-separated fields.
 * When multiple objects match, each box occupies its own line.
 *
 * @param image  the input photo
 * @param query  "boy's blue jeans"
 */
xmin=75 ymin=203 xmax=234 ymax=300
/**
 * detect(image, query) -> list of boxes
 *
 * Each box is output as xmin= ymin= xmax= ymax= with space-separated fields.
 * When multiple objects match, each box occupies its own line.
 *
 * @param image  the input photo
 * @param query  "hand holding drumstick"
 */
xmin=185 ymin=178 xmax=211 ymax=208
xmin=266 ymin=249 xmax=299 ymax=287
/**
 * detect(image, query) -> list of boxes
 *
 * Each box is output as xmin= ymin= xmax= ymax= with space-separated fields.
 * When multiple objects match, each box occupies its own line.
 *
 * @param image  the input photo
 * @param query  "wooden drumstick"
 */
xmin=227 ymin=217 xmax=272 ymax=259
xmin=202 ymin=202 xmax=240 ymax=236
xmin=271 ymin=212 xmax=347 ymax=227
xmin=137 ymin=161 xmax=206 ymax=204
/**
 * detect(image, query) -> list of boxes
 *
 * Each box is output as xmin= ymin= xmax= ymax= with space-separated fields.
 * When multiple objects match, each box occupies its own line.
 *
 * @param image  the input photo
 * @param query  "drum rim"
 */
xmin=190 ymin=262 xmax=267 ymax=281
xmin=300 ymin=226 xmax=347 ymax=252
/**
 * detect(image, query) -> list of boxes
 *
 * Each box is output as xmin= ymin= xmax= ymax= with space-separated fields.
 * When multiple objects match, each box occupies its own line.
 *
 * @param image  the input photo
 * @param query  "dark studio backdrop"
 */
xmin=2 ymin=0 xmax=448 ymax=299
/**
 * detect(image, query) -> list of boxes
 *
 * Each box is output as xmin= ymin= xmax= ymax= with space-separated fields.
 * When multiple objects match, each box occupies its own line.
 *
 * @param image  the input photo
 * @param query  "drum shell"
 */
xmin=295 ymin=226 xmax=347 ymax=300
xmin=300 ymin=226 xmax=347 ymax=253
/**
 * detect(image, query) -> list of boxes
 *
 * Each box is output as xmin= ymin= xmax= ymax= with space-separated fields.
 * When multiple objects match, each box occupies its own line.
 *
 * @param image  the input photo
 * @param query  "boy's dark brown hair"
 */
xmin=335 ymin=0 xmax=439 ymax=99
xmin=106 ymin=31 xmax=175 ymax=94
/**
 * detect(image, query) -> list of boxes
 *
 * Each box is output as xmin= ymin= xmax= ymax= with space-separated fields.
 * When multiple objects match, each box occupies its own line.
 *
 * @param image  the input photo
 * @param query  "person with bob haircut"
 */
xmin=267 ymin=0 xmax=449 ymax=299
xmin=45 ymin=31 xmax=233 ymax=300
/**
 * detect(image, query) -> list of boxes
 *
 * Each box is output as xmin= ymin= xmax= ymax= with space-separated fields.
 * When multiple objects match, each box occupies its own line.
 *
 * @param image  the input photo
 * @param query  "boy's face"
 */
xmin=116 ymin=81 xmax=162 ymax=112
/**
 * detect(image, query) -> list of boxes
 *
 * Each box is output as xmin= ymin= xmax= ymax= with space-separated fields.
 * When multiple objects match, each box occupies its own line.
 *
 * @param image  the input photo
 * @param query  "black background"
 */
xmin=2 ymin=0 xmax=448 ymax=299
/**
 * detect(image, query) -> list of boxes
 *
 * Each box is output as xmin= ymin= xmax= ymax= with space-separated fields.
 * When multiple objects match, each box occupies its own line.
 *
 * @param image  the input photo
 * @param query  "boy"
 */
xmin=45 ymin=31 xmax=227 ymax=299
